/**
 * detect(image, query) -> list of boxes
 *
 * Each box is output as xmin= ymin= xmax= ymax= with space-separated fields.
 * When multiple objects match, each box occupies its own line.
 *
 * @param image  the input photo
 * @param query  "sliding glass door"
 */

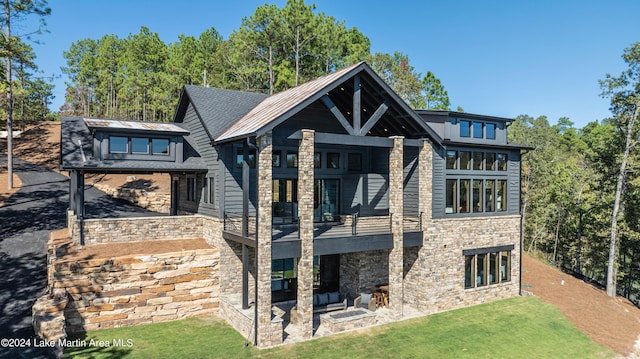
xmin=314 ymin=179 xmax=340 ymax=222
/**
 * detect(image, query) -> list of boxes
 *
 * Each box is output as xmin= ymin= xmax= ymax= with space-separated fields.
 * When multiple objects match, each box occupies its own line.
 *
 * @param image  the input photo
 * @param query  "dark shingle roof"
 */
xmin=174 ymin=85 xmax=269 ymax=141
xmin=60 ymin=116 xmax=207 ymax=173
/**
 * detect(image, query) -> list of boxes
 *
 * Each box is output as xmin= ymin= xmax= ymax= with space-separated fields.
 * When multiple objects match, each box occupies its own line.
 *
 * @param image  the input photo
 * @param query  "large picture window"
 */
xmin=446 ymin=178 xmax=507 ymax=214
xmin=464 ymin=249 xmax=511 ymax=289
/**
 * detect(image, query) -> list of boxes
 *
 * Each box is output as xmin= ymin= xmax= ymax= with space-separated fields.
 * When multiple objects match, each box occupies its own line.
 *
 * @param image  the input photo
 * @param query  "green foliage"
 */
xmin=64 ymin=297 xmax=612 ymax=359
xmin=60 ymin=1 xmax=449 ymax=118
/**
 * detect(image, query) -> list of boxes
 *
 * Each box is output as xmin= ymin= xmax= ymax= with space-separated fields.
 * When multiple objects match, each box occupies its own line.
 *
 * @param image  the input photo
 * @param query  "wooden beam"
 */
xmin=353 ymin=75 xmax=361 ymax=133
xmin=359 ymin=102 xmax=389 ymax=136
xmin=321 ymin=95 xmax=355 ymax=135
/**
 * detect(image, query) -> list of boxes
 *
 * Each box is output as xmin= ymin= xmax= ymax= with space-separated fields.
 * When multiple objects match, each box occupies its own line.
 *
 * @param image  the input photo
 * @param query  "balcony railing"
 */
xmin=224 ymin=211 xmax=423 ymax=241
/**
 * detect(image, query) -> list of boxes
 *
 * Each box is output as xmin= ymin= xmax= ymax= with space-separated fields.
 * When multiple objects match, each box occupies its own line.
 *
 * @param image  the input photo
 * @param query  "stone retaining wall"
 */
xmin=71 ymin=215 xmax=204 ymax=245
xmin=94 ymin=183 xmax=170 ymax=213
xmin=53 ymin=246 xmax=220 ymax=333
xmin=219 ymin=296 xmax=283 ymax=346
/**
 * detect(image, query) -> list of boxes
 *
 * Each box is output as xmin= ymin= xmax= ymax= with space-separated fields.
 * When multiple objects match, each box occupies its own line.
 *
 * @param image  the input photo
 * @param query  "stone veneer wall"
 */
xmin=54 ymin=247 xmax=220 ymax=333
xmin=339 ymin=250 xmax=390 ymax=298
xmin=70 ymin=215 xmax=204 ymax=245
xmin=403 ymin=215 xmax=521 ymax=313
xmin=93 ymin=183 xmax=170 ymax=213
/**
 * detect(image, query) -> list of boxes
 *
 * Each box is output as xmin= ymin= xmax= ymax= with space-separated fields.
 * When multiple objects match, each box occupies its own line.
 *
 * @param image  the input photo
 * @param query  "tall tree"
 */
xmin=0 ymin=0 xmax=50 ymax=189
xmin=420 ymin=71 xmax=450 ymax=110
xmin=599 ymin=42 xmax=640 ymax=296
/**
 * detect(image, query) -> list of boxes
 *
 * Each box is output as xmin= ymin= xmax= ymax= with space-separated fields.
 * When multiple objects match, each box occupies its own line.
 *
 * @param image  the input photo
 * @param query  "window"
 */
xmin=497 ymin=153 xmax=507 ymax=171
xmin=273 ymin=151 xmax=281 ymax=167
xmin=286 ymin=152 xmax=298 ymax=168
xmin=236 ymin=149 xmax=256 ymax=168
xmin=459 ymin=179 xmax=470 ymax=213
xmin=327 ymin=152 xmax=340 ymax=169
xmin=486 ymin=153 xmax=496 ymax=170
xmin=446 ymin=179 xmax=457 ymax=214
xmin=472 ymin=180 xmax=483 ymax=212
xmin=109 ymin=136 xmax=128 ymax=153
xmin=485 ymin=180 xmax=495 ymax=212
xmin=486 ymin=123 xmax=496 ymax=139
xmin=446 ymin=150 xmax=457 ymax=169
xmin=314 ymin=152 xmax=321 ymax=168
xmin=202 ymin=177 xmax=208 ymax=203
xmin=472 ymin=152 xmax=483 ymax=170
xmin=186 ymin=177 xmax=196 ymax=202
xmin=108 ymin=136 xmax=170 ymax=156
xmin=497 ymin=179 xmax=507 ymax=211
xmin=473 ymin=121 xmax=483 ymax=138
xmin=209 ymin=177 xmax=215 ymax=205
xmin=464 ymin=250 xmax=511 ymax=289
xmin=348 ymin=153 xmax=362 ymax=171
xmin=460 ymin=120 xmax=471 ymax=137
xmin=131 ymin=137 xmax=149 ymax=154
xmin=152 ymin=139 xmax=170 ymax=155
xmin=444 ymin=149 xmax=510 ymax=216
xmin=460 ymin=151 xmax=471 ymax=170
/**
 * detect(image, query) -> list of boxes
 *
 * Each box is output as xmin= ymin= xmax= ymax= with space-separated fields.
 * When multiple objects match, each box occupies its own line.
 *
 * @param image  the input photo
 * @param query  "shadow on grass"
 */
xmin=63 ymin=332 xmax=133 ymax=358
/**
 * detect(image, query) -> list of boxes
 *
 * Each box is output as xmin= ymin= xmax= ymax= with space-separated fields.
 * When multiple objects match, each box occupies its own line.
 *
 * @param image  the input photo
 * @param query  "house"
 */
xmin=60 ymin=62 xmax=526 ymax=347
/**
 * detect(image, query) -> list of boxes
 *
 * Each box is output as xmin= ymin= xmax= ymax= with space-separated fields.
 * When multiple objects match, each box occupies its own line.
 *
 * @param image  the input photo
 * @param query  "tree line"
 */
xmin=511 ymin=42 xmax=640 ymax=303
xmin=60 ymin=0 xmax=450 ymax=122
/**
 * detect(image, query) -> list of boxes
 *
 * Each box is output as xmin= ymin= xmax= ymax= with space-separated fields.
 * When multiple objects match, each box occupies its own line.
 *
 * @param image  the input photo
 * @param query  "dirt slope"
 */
xmin=523 ymin=254 xmax=640 ymax=356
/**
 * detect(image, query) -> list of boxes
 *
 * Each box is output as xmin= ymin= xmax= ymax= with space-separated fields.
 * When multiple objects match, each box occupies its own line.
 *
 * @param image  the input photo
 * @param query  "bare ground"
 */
xmin=522 ymin=254 xmax=640 ymax=356
xmin=3 ymin=122 xmax=640 ymax=356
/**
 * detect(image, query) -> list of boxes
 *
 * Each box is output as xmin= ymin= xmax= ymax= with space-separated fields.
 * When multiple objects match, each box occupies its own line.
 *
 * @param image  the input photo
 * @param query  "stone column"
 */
xmin=256 ymin=132 xmax=274 ymax=346
xmin=388 ymin=136 xmax=404 ymax=319
xmin=296 ymin=129 xmax=314 ymax=339
xmin=418 ymin=139 xmax=433 ymax=229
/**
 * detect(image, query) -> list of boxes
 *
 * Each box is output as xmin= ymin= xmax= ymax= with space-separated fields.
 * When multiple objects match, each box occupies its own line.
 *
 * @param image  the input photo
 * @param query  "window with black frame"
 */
xmin=464 ymin=250 xmax=511 ymax=289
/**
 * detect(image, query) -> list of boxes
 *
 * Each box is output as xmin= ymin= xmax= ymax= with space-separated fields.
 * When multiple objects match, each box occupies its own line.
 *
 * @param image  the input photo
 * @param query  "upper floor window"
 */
xmin=446 ymin=150 xmax=508 ymax=172
xmin=458 ymin=119 xmax=498 ymax=140
xmin=486 ymin=123 xmax=496 ymax=139
xmin=473 ymin=121 xmax=483 ymax=138
xmin=109 ymin=136 xmax=128 ymax=153
xmin=236 ymin=149 xmax=256 ymax=168
xmin=460 ymin=120 xmax=471 ymax=137
xmin=109 ymin=136 xmax=170 ymax=156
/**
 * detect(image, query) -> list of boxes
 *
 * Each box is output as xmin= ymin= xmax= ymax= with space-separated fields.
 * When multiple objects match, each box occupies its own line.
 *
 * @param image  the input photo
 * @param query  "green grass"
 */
xmin=64 ymin=296 xmax=613 ymax=359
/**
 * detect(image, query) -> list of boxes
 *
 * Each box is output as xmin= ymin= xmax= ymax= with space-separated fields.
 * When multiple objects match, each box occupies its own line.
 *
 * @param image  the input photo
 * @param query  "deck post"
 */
xmin=296 ymin=129 xmax=315 ymax=339
xmin=256 ymin=132 xmax=274 ymax=346
xmin=388 ymin=136 xmax=404 ymax=319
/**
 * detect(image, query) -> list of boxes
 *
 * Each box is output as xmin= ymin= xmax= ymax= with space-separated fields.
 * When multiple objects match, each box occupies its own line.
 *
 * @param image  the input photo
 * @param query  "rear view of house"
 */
xmin=60 ymin=62 xmax=526 ymax=346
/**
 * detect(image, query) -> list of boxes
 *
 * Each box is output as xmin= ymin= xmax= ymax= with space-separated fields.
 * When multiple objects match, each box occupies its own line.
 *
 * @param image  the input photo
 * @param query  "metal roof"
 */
xmin=84 ymin=118 xmax=190 ymax=134
xmin=215 ymin=62 xmax=363 ymax=143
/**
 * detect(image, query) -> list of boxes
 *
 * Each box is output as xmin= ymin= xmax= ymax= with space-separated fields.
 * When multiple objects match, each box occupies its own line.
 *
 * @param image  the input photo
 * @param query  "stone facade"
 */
xmin=388 ymin=136 xmax=404 ymax=319
xmin=70 ymin=215 xmax=203 ymax=245
xmin=403 ymin=215 xmax=521 ymax=313
xmin=339 ymin=250 xmax=390 ymax=298
xmin=296 ymin=129 xmax=314 ymax=339
xmin=256 ymin=132 xmax=277 ymax=347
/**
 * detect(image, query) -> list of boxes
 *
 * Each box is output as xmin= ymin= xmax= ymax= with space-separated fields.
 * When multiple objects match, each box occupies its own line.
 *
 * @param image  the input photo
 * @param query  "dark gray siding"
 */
xmin=403 ymin=146 xmax=419 ymax=217
xmin=507 ymin=150 xmax=521 ymax=215
xmin=432 ymin=147 xmax=446 ymax=219
xmin=181 ymin=103 xmax=222 ymax=217
xmin=222 ymin=144 xmax=257 ymax=217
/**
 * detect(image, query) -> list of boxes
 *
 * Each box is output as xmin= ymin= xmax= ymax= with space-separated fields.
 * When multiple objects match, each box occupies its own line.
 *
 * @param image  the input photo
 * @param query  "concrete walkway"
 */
xmin=0 ymin=157 xmax=160 ymax=358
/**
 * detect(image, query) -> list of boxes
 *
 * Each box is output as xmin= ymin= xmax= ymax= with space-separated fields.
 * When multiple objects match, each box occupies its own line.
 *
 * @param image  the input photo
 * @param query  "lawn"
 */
xmin=64 ymin=296 xmax=613 ymax=359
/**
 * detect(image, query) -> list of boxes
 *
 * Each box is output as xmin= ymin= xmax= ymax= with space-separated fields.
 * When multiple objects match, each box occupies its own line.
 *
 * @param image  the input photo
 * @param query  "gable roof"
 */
xmin=173 ymin=85 xmax=269 ymax=141
xmin=214 ymin=62 xmax=442 ymax=144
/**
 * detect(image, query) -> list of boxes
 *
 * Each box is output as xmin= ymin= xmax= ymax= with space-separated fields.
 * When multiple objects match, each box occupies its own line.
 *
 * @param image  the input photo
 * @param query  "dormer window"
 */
xmin=458 ymin=119 xmax=498 ymax=140
xmin=108 ymin=136 xmax=171 ymax=156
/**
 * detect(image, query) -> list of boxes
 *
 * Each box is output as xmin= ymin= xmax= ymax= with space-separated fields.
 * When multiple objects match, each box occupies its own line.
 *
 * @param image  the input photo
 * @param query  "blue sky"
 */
xmin=28 ymin=0 xmax=640 ymax=128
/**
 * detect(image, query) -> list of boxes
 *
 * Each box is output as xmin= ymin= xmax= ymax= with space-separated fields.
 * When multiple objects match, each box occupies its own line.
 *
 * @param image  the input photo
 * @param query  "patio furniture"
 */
xmin=290 ymin=291 xmax=347 ymax=324
xmin=354 ymin=292 xmax=376 ymax=311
